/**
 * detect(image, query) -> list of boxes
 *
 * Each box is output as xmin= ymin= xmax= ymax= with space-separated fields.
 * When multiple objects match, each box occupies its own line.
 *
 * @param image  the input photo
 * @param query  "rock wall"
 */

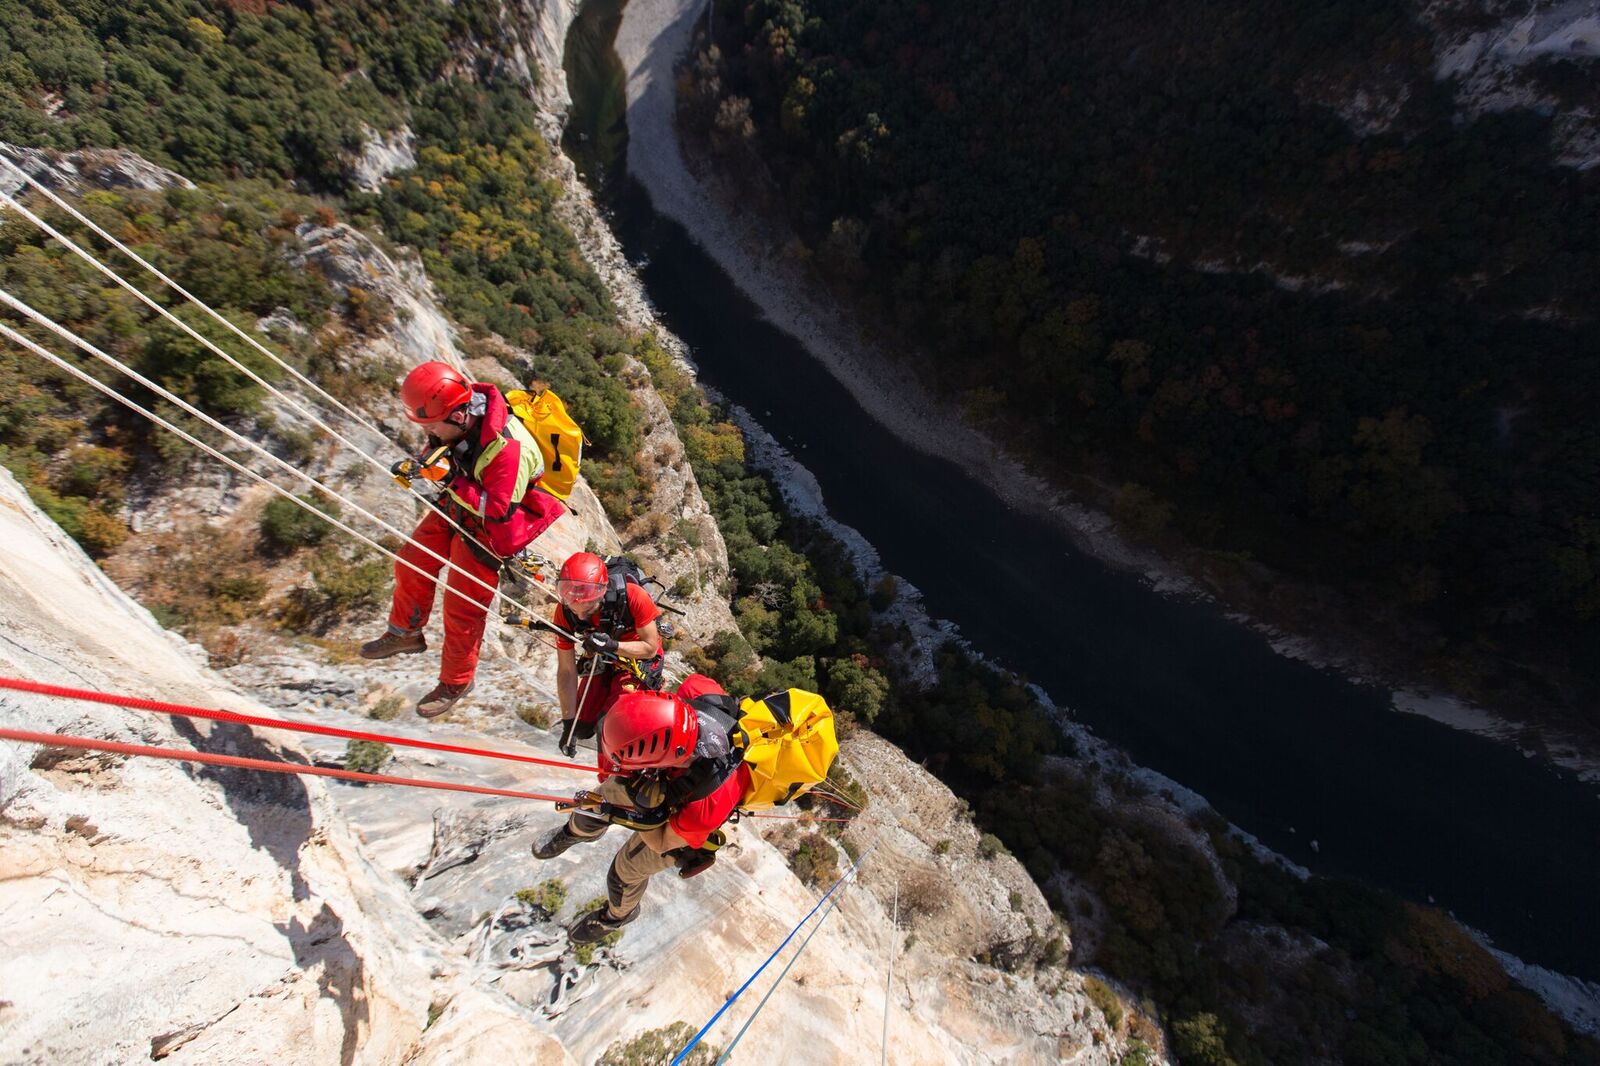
xmin=0 ymin=468 xmax=572 ymax=1065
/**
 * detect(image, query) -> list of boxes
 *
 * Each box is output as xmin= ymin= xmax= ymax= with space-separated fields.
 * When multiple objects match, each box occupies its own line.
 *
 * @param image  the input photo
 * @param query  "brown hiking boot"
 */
xmin=359 ymin=630 xmax=426 ymax=660
xmin=570 ymin=904 xmax=639 ymax=944
xmin=533 ymin=824 xmax=589 ymax=860
xmin=416 ymin=680 xmax=473 ymax=719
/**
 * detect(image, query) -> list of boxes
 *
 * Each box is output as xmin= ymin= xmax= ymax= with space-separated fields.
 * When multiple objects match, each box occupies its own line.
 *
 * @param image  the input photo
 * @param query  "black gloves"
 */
xmin=582 ymin=631 xmax=619 ymax=657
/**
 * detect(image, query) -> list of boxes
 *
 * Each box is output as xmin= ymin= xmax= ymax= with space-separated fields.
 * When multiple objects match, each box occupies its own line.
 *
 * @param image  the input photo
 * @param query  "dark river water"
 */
xmin=563 ymin=0 xmax=1600 ymax=983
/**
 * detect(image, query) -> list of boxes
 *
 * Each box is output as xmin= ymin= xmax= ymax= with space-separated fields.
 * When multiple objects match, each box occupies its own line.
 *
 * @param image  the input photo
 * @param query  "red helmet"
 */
xmin=401 ymin=361 xmax=473 ymax=424
xmin=557 ymin=552 xmax=608 ymax=610
xmin=601 ymin=691 xmax=699 ymax=771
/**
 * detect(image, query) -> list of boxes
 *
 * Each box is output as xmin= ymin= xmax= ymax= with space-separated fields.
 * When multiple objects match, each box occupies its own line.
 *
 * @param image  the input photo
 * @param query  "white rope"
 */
xmin=0 ymin=313 xmax=558 ymax=695
xmin=0 ymin=163 xmax=518 ymax=577
xmin=0 ymin=284 xmax=560 ymax=633
xmin=0 ymin=150 xmax=406 ymax=443
xmin=882 ymin=880 xmax=897 ymax=1066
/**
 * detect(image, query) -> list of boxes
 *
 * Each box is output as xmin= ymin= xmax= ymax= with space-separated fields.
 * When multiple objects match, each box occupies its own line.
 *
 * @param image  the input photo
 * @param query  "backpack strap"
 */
xmin=689 ymin=694 xmax=748 ymax=752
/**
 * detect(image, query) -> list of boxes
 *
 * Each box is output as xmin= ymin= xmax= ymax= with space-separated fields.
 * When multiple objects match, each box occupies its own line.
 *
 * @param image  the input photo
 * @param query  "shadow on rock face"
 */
xmin=169 ymin=718 xmax=371 ymax=1063
xmin=170 ymin=718 xmax=314 ymax=898
xmin=281 ymin=901 xmax=370 ymax=1066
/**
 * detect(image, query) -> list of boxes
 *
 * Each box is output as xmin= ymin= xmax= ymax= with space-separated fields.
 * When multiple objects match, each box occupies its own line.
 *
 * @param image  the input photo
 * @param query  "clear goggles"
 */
xmin=557 ymin=577 xmax=605 ymax=606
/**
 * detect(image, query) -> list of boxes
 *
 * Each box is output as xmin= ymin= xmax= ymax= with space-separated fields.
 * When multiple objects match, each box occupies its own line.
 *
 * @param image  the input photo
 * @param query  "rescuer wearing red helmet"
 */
xmin=548 ymin=550 xmax=665 ymax=756
xmin=358 ymin=360 xmax=565 ymax=717
xmin=533 ymin=675 xmax=749 ymax=944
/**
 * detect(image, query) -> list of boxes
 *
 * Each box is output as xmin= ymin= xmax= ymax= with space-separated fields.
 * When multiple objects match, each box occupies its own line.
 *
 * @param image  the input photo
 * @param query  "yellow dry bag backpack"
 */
xmin=505 ymin=387 xmax=585 ymax=500
xmin=734 ymin=689 xmax=839 ymax=809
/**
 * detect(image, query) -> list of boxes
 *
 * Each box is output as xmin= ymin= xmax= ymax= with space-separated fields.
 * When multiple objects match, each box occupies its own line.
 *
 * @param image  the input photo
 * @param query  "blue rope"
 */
xmin=672 ymin=845 xmax=874 ymax=1065
xmin=713 ymin=860 xmax=862 ymax=1064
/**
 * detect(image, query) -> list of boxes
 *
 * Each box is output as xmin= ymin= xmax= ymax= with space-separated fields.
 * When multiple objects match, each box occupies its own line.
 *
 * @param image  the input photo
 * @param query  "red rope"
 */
xmin=0 ymin=726 xmax=579 ymax=804
xmin=0 ymin=676 xmax=596 ymax=775
xmin=809 ymin=784 xmax=866 ymax=813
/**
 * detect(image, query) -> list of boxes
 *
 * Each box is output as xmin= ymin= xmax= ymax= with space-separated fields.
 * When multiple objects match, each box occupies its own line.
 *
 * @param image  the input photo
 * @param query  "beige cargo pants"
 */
xmin=565 ymin=777 xmax=690 ymax=920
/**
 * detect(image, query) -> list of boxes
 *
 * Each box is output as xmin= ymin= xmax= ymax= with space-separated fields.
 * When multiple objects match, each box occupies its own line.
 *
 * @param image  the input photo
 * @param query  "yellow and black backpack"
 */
xmin=734 ymin=688 xmax=839 ymax=809
xmin=505 ymin=387 xmax=585 ymax=500
xmin=685 ymin=688 xmax=838 ymax=810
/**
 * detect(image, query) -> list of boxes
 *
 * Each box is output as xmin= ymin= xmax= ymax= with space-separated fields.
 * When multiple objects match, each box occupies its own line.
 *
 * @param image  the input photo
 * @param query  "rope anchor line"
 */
xmin=0 ymin=726 xmax=580 ymax=804
xmin=0 ymin=675 xmax=598 ymax=774
xmin=0 ymin=151 xmax=520 ymax=584
xmin=671 ymin=844 xmax=876 ymax=1065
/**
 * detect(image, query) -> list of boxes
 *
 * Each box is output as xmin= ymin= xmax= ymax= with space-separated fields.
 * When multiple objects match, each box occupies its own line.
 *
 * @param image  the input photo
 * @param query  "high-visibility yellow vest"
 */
xmin=445 ymin=413 xmax=543 ymax=517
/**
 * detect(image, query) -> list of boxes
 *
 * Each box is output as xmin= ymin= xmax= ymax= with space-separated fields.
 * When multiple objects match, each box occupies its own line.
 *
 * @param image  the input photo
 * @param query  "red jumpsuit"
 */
xmin=387 ymin=385 xmax=563 ymax=685
xmin=552 ymin=581 xmax=663 ymax=723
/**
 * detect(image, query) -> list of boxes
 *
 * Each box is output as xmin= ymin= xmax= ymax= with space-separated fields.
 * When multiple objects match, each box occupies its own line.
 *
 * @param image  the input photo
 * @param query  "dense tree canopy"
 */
xmin=690 ymin=0 xmax=1600 ymax=703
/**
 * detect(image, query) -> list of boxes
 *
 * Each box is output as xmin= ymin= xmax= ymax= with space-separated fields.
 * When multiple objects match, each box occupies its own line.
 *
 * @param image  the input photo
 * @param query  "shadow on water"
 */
xmin=563 ymin=0 xmax=1600 ymax=982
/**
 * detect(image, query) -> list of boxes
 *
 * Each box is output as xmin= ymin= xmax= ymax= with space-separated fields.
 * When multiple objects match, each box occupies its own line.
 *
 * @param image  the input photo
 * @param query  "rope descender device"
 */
xmin=390 ymin=444 xmax=452 ymax=489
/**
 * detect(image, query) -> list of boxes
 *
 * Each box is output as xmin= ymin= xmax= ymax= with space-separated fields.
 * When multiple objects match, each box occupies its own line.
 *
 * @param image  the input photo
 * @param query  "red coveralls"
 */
xmin=386 ymin=385 xmax=563 ymax=685
xmin=552 ymin=581 xmax=663 ymax=724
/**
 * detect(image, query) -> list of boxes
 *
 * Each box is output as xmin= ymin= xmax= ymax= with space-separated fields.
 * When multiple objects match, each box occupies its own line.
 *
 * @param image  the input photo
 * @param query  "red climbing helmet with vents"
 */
xmin=400 ymin=361 xmax=473 ymax=424
xmin=556 ymin=552 xmax=609 ymax=611
xmin=601 ymin=690 xmax=699 ymax=771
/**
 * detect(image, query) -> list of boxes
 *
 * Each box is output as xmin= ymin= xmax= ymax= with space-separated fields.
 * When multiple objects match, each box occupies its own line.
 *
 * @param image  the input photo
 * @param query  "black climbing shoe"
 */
xmin=676 ymin=849 xmax=716 ymax=879
xmin=570 ymin=905 xmax=639 ymax=945
xmin=533 ymin=825 xmax=588 ymax=860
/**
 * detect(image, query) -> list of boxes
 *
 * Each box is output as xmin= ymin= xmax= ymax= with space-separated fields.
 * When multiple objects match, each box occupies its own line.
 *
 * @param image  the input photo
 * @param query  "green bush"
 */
xmin=785 ymin=832 xmax=840 ymax=888
xmin=345 ymin=740 xmax=391 ymax=774
xmin=1120 ymin=1040 xmax=1154 ymax=1066
xmin=514 ymin=879 xmax=566 ymax=916
xmin=1171 ymin=1013 xmax=1238 ymax=1066
xmin=368 ymin=694 xmax=406 ymax=721
xmin=25 ymin=482 xmax=128 ymax=557
xmin=823 ymin=655 xmax=889 ymax=723
xmin=280 ymin=545 xmax=388 ymax=633
xmin=598 ymin=1022 xmax=720 ymax=1066
xmin=1084 ymin=976 xmax=1125 ymax=1031
xmin=515 ymin=703 xmax=555 ymax=729
xmin=259 ymin=493 xmax=339 ymax=552
xmin=978 ymin=833 xmax=1008 ymax=860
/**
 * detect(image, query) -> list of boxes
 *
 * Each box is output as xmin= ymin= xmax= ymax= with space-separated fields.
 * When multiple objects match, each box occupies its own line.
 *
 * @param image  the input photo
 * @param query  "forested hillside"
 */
xmin=685 ymin=0 xmax=1600 ymax=721
xmin=0 ymin=0 xmax=885 ymax=748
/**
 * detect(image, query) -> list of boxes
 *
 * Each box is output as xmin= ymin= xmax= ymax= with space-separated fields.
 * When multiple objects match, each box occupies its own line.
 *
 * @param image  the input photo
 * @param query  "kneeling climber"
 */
xmin=534 ymin=676 xmax=747 ymax=944
xmin=359 ymin=360 xmax=564 ymax=717
xmin=550 ymin=551 xmax=663 ymax=756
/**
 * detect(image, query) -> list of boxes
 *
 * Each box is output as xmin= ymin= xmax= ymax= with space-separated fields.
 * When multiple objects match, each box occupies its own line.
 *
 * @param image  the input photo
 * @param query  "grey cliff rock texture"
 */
xmin=0 ymin=467 xmax=572 ymax=1065
xmin=0 ymin=139 xmax=195 ymax=197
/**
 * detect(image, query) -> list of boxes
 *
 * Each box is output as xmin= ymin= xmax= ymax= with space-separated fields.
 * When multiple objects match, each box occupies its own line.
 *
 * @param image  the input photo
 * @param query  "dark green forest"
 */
xmin=685 ymin=0 xmax=1600 ymax=721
